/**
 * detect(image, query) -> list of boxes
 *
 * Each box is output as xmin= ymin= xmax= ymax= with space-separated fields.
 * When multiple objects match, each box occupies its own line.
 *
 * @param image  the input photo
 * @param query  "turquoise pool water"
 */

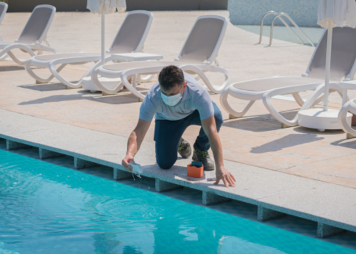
xmin=0 ymin=149 xmax=355 ymax=254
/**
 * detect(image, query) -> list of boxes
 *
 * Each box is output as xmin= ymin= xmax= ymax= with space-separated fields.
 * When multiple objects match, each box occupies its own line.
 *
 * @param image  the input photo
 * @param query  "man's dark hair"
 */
xmin=158 ymin=65 xmax=184 ymax=91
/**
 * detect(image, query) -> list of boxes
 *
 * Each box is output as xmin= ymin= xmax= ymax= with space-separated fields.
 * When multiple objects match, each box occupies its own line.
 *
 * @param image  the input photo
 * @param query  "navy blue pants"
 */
xmin=154 ymin=102 xmax=223 ymax=169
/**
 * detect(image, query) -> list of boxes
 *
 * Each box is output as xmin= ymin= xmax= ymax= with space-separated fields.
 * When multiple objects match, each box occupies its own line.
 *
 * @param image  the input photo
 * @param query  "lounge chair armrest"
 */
xmin=214 ymin=59 xmax=220 ymax=66
xmin=262 ymin=83 xmax=328 ymax=127
xmin=96 ymin=66 xmax=122 ymax=79
xmin=36 ymin=44 xmax=56 ymax=53
xmin=264 ymin=83 xmax=322 ymax=98
xmin=338 ymin=80 xmax=356 ymax=90
xmin=338 ymin=81 xmax=356 ymax=104
xmin=339 ymin=98 xmax=356 ymax=137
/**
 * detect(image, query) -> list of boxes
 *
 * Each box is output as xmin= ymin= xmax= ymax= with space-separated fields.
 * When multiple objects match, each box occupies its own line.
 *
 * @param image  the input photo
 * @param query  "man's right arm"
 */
xmin=122 ymin=119 xmax=151 ymax=171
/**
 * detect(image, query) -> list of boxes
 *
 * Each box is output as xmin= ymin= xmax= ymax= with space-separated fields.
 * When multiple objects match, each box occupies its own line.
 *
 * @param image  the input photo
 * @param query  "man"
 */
xmin=122 ymin=65 xmax=235 ymax=188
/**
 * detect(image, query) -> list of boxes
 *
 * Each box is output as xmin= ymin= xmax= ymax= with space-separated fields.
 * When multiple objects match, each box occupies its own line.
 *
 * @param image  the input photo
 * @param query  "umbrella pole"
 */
xmin=101 ymin=12 xmax=105 ymax=64
xmin=323 ymin=20 xmax=333 ymax=111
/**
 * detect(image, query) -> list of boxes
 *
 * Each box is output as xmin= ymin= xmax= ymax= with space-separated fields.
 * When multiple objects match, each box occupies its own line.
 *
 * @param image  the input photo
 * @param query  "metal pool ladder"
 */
xmin=259 ymin=10 xmax=315 ymax=47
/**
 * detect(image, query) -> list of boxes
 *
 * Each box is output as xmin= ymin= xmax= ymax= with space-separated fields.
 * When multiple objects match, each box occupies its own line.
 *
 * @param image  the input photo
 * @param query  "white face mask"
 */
xmin=161 ymin=86 xmax=183 ymax=107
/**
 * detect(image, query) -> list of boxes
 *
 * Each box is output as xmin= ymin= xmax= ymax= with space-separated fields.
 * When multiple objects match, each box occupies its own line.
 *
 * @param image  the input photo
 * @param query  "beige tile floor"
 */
xmin=1 ymin=11 xmax=356 ymax=188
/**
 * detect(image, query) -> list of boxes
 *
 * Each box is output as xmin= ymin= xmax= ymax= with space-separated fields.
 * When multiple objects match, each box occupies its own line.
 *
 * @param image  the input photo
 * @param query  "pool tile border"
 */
xmin=1 ymin=109 xmax=356 ymax=239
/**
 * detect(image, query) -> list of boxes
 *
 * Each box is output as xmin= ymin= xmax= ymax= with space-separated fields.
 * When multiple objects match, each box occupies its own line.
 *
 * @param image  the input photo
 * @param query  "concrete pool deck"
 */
xmin=1 ymin=11 xmax=356 ymax=238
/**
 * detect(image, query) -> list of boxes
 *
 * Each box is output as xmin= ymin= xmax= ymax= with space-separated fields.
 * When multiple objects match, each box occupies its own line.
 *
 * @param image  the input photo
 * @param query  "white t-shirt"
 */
xmin=139 ymin=73 xmax=214 ymax=121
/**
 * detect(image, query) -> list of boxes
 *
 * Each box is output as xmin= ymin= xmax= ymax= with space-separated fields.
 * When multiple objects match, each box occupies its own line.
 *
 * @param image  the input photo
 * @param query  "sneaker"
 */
xmin=178 ymin=138 xmax=192 ymax=158
xmin=192 ymin=149 xmax=215 ymax=171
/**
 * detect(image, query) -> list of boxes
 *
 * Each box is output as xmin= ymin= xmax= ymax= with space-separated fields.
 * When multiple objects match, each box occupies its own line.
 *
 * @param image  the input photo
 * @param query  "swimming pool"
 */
xmin=0 ymin=149 xmax=355 ymax=254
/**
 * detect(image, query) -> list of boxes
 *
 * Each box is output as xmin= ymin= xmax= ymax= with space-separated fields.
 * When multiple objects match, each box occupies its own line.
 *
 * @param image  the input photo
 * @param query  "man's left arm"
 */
xmin=201 ymin=116 xmax=236 ymax=188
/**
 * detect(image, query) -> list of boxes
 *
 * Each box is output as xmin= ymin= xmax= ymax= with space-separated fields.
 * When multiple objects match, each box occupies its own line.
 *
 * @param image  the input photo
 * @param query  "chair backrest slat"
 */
xmin=109 ymin=11 xmax=153 ymax=54
xmin=0 ymin=2 xmax=8 ymax=26
xmin=177 ymin=15 xmax=227 ymax=64
xmin=307 ymin=27 xmax=356 ymax=81
xmin=17 ymin=5 xmax=56 ymax=44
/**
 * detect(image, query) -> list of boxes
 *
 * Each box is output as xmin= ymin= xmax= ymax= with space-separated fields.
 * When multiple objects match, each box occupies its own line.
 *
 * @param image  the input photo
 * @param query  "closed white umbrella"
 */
xmin=318 ymin=0 xmax=356 ymax=111
xmin=87 ymin=0 xmax=126 ymax=63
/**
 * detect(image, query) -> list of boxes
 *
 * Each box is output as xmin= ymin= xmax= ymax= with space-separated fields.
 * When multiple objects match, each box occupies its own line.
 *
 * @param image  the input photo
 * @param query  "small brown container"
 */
xmin=187 ymin=164 xmax=204 ymax=178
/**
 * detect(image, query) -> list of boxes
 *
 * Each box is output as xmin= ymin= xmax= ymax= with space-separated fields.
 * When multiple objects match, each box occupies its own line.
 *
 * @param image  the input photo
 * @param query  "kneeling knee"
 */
xmin=157 ymin=160 xmax=175 ymax=170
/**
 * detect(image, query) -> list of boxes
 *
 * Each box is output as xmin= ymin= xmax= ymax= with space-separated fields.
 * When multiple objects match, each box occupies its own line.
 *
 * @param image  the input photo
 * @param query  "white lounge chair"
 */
xmin=338 ymin=97 xmax=356 ymax=138
xmin=25 ymin=10 xmax=153 ymax=89
xmin=91 ymin=15 xmax=230 ymax=98
xmin=337 ymin=79 xmax=356 ymax=138
xmin=0 ymin=5 xmax=56 ymax=65
xmin=220 ymin=27 xmax=356 ymax=127
xmin=0 ymin=2 xmax=8 ymax=60
xmin=0 ymin=2 xmax=8 ymax=42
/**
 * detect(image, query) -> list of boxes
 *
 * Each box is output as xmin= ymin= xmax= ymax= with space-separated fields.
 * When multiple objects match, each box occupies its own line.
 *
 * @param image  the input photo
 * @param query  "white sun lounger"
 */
xmin=91 ymin=15 xmax=230 ymax=98
xmin=220 ymin=27 xmax=356 ymax=127
xmin=25 ymin=10 xmax=153 ymax=89
xmin=0 ymin=5 xmax=56 ymax=65
xmin=339 ymin=97 xmax=356 ymax=138
xmin=0 ymin=2 xmax=8 ymax=42
xmin=0 ymin=2 xmax=8 ymax=60
xmin=337 ymin=79 xmax=356 ymax=138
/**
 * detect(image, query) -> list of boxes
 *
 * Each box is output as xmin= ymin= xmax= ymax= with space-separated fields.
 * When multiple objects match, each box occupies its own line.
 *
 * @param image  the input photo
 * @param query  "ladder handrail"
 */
xmin=272 ymin=13 xmax=315 ymax=47
xmin=259 ymin=11 xmax=278 ymax=44
xmin=270 ymin=13 xmax=305 ymax=46
xmin=259 ymin=10 xmax=315 ymax=47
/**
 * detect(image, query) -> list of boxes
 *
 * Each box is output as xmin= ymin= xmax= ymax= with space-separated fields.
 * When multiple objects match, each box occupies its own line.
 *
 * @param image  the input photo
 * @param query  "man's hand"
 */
xmin=201 ymin=116 xmax=235 ymax=188
xmin=214 ymin=166 xmax=236 ymax=188
xmin=122 ymin=154 xmax=135 ymax=172
xmin=123 ymin=119 xmax=151 ymax=172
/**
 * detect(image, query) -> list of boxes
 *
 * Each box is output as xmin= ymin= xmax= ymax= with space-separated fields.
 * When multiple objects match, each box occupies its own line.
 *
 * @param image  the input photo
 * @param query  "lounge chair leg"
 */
xmin=66 ymin=85 xmax=77 ymax=90
xmin=346 ymin=133 xmax=356 ymax=139
xmin=281 ymin=123 xmax=292 ymax=128
xmin=102 ymin=91 xmax=111 ymax=96
xmin=36 ymin=80 xmax=47 ymax=84
xmin=229 ymin=114 xmax=241 ymax=119
xmin=138 ymin=97 xmax=143 ymax=102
